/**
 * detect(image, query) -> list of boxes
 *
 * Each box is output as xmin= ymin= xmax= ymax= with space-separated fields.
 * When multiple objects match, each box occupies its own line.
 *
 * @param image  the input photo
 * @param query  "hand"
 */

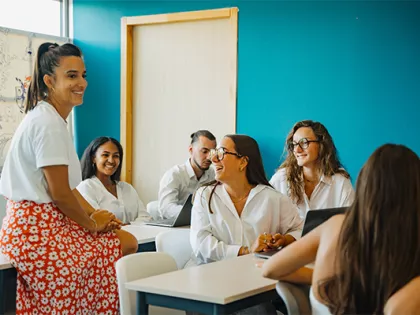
xmin=102 ymin=218 xmax=123 ymax=232
xmin=251 ymin=233 xmax=272 ymax=253
xmin=238 ymin=246 xmax=250 ymax=256
xmin=90 ymin=210 xmax=116 ymax=232
xmin=268 ymin=233 xmax=286 ymax=250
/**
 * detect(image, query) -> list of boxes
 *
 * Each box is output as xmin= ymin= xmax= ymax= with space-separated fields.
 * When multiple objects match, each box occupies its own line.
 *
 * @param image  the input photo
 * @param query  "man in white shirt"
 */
xmin=158 ymin=130 xmax=217 ymax=219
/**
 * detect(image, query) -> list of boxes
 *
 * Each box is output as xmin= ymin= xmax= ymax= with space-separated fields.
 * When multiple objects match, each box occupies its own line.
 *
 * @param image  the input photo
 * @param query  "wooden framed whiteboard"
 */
xmin=120 ymin=8 xmax=238 ymax=202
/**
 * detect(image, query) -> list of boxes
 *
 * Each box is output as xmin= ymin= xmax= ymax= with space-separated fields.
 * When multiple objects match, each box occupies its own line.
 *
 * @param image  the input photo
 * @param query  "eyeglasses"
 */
xmin=287 ymin=138 xmax=319 ymax=152
xmin=209 ymin=147 xmax=243 ymax=161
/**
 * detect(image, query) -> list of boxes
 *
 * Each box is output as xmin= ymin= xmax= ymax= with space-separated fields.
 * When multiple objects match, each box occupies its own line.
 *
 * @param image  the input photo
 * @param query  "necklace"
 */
xmin=231 ymin=191 xmax=250 ymax=204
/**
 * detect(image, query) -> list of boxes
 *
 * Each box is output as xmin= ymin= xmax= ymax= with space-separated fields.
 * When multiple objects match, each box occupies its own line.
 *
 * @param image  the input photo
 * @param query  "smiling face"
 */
xmin=292 ymin=127 xmax=320 ymax=168
xmin=93 ymin=141 xmax=121 ymax=178
xmin=44 ymin=56 xmax=87 ymax=108
xmin=211 ymin=137 xmax=247 ymax=184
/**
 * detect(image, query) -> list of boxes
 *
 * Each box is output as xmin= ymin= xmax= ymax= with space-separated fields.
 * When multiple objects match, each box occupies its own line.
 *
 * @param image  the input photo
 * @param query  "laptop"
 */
xmin=254 ymin=207 xmax=347 ymax=259
xmin=145 ymin=195 xmax=193 ymax=228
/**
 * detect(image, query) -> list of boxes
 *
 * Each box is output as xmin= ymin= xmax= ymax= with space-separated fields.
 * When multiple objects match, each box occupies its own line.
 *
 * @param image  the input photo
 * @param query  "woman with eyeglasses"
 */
xmin=190 ymin=135 xmax=303 ymax=267
xmin=270 ymin=120 xmax=354 ymax=219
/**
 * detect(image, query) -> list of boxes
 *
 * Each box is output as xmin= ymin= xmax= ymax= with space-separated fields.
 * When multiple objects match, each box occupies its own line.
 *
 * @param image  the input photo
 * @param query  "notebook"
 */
xmin=145 ymin=195 xmax=193 ymax=227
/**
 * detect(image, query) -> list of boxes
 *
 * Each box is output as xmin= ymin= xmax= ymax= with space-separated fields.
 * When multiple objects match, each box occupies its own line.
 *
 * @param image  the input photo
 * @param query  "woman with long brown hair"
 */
xmin=270 ymin=120 xmax=354 ymax=219
xmin=262 ymin=144 xmax=420 ymax=314
xmin=0 ymin=42 xmax=137 ymax=314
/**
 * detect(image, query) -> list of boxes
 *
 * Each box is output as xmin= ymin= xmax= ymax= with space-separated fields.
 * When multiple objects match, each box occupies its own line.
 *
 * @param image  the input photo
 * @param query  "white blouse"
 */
xmin=77 ymin=176 xmax=151 ymax=224
xmin=0 ymin=101 xmax=81 ymax=203
xmin=270 ymin=168 xmax=355 ymax=219
xmin=190 ymin=184 xmax=303 ymax=265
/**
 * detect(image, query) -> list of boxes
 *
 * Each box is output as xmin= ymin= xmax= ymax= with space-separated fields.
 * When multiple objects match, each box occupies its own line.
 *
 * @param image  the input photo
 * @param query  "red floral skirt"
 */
xmin=0 ymin=200 xmax=122 ymax=314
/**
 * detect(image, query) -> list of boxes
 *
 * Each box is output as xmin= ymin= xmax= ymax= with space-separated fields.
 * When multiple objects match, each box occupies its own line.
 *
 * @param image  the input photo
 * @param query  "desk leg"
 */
xmin=0 ymin=270 xmax=4 ymax=315
xmin=137 ymin=292 xmax=149 ymax=315
xmin=212 ymin=304 xmax=227 ymax=315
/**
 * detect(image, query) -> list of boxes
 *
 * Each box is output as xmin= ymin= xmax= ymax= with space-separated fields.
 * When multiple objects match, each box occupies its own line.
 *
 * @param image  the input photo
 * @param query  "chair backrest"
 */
xmin=276 ymin=282 xmax=312 ymax=315
xmin=155 ymin=229 xmax=192 ymax=269
xmin=115 ymin=252 xmax=178 ymax=315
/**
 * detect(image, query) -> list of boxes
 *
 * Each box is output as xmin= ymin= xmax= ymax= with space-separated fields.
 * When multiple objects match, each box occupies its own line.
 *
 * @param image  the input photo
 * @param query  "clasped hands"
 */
xmin=90 ymin=209 xmax=123 ymax=233
xmin=251 ymin=232 xmax=286 ymax=253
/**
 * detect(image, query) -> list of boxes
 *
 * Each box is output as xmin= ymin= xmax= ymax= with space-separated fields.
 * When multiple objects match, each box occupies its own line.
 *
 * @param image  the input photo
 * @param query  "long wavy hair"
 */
xmin=202 ymin=135 xmax=272 ymax=213
xmin=318 ymin=144 xmax=420 ymax=314
xmin=279 ymin=120 xmax=349 ymax=204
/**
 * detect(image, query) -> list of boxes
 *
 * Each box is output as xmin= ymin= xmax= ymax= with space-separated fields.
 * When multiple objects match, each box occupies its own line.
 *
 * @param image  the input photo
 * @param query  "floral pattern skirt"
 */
xmin=0 ymin=200 xmax=122 ymax=314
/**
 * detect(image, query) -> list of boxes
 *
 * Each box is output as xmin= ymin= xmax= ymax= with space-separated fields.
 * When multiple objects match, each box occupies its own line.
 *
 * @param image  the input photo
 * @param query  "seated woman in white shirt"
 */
xmin=77 ymin=137 xmax=151 ymax=224
xmin=270 ymin=120 xmax=354 ymax=219
xmin=262 ymin=144 xmax=420 ymax=315
xmin=190 ymin=134 xmax=303 ymax=266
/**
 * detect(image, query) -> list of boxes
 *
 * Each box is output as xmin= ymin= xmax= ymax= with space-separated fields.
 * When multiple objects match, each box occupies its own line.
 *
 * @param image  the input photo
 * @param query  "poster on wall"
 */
xmin=0 ymin=26 xmax=70 ymax=175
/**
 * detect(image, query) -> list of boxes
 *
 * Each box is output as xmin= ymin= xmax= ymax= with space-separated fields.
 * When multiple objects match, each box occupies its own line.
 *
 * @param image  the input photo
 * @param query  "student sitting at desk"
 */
xmin=270 ymin=120 xmax=354 ymax=219
xmin=77 ymin=137 xmax=151 ymax=224
xmin=158 ymin=130 xmax=217 ymax=219
xmin=190 ymin=134 xmax=303 ymax=266
xmin=262 ymin=144 xmax=420 ymax=315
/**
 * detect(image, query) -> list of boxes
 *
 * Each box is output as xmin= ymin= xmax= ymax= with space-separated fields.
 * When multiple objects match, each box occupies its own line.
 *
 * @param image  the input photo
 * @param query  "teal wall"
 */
xmin=73 ymin=0 xmax=420 ymax=180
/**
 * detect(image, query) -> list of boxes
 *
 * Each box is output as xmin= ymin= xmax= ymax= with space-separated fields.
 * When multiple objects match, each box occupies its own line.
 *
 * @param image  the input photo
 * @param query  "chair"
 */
xmin=115 ymin=252 xmax=183 ymax=315
xmin=146 ymin=200 xmax=160 ymax=220
xmin=155 ymin=229 xmax=192 ymax=269
xmin=275 ymin=282 xmax=312 ymax=315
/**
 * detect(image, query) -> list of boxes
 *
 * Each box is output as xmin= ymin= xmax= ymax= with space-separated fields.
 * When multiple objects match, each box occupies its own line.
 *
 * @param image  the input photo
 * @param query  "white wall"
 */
xmin=0 ymin=198 xmax=6 ymax=223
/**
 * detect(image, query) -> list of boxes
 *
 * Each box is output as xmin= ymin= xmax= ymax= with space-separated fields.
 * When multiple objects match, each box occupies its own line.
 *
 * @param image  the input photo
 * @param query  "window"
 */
xmin=0 ymin=0 xmax=63 ymax=36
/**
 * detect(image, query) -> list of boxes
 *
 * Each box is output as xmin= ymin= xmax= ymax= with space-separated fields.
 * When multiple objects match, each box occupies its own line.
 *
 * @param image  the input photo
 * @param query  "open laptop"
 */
xmin=145 ymin=195 xmax=193 ymax=228
xmin=254 ymin=207 xmax=347 ymax=259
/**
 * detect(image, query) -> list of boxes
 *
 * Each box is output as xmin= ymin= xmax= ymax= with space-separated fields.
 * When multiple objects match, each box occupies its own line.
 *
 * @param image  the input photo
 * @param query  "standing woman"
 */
xmin=0 ymin=43 xmax=137 ymax=314
xmin=270 ymin=120 xmax=354 ymax=219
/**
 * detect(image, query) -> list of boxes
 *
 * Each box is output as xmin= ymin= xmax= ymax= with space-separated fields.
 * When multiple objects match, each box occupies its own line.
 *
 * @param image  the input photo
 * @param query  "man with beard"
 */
xmin=158 ymin=130 xmax=217 ymax=219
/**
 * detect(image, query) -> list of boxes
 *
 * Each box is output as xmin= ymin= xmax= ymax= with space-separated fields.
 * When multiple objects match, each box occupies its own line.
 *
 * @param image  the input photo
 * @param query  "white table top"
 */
xmin=122 ymin=224 xmax=189 ymax=244
xmin=0 ymin=253 xmax=12 ymax=270
xmin=126 ymin=254 xmax=277 ymax=304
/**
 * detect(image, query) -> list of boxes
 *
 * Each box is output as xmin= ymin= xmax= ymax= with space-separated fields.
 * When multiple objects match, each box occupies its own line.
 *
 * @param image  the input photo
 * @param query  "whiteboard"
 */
xmin=0 ymin=26 xmax=70 ymax=174
xmin=130 ymin=13 xmax=237 ymax=203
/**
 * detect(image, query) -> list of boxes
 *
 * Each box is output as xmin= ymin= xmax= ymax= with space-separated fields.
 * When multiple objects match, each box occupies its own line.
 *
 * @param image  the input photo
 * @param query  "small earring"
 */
xmin=92 ymin=163 xmax=96 ymax=168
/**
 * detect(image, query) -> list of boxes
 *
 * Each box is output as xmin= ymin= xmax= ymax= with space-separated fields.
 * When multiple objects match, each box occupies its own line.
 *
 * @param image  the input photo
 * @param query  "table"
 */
xmin=126 ymin=254 xmax=279 ymax=315
xmin=122 ymin=224 xmax=189 ymax=252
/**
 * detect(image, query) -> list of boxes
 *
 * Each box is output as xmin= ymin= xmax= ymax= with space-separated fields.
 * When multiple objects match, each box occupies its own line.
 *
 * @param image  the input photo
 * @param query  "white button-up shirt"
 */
xmin=77 ymin=176 xmax=151 ymax=224
xmin=158 ymin=159 xmax=215 ymax=219
xmin=270 ymin=168 xmax=355 ymax=219
xmin=190 ymin=184 xmax=303 ymax=265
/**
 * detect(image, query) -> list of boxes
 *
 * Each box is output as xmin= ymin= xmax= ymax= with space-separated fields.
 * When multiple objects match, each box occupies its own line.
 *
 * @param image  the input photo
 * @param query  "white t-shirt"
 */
xmin=190 ymin=184 xmax=303 ymax=265
xmin=270 ymin=168 xmax=355 ymax=219
xmin=158 ymin=159 xmax=215 ymax=219
xmin=77 ymin=176 xmax=151 ymax=224
xmin=0 ymin=101 xmax=82 ymax=203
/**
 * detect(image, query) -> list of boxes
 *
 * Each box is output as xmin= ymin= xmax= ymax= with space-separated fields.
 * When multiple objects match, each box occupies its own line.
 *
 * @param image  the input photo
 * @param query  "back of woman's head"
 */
xmin=25 ymin=42 xmax=83 ymax=113
xmin=320 ymin=144 xmax=420 ymax=314
xmin=280 ymin=120 xmax=349 ymax=204
xmin=80 ymin=137 xmax=124 ymax=182
xmin=225 ymin=134 xmax=271 ymax=187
